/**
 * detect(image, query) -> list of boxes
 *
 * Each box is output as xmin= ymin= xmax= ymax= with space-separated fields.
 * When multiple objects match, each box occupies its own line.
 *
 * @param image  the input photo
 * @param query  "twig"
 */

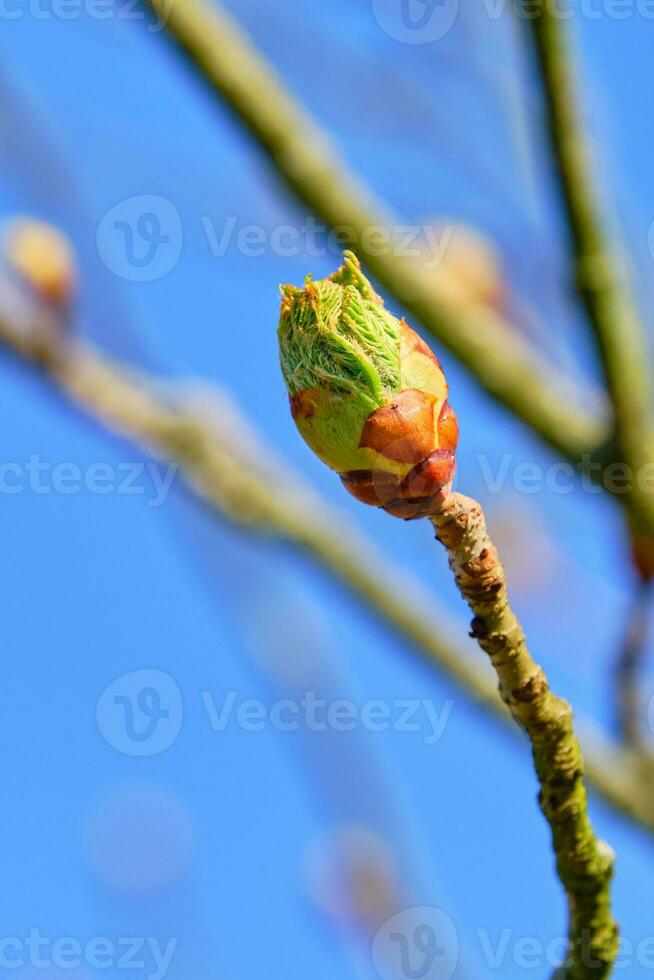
xmin=144 ymin=0 xmax=608 ymax=464
xmin=431 ymin=494 xmax=618 ymax=978
xmin=615 ymin=579 xmax=652 ymax=749
xmin=520 ymin=1 xmax=654 ymax=528
xmin=523 ymin=3 xmax=654 ymax=738
xmin=0 ymin=293 xmax=509 ymax=710
xmin=0 ymin=302 xmax=652 ymax=837
xmin=277 ymin=254 xmax=617 ymax=974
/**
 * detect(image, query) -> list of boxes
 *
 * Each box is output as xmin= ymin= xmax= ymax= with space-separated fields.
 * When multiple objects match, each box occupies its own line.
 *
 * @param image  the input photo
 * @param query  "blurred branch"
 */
xmin=1 ymin=293 xmax=654 ymax=838
xmin=432 ymin=494 xmax=617 ymax=976
xmin=522 ymin=5 xmax=654 ymax=761
xmin=615 ymin=579 xmax=652 ymax=750
xmin=0 ymin=284 xmax=509 ymax=715
xmin=520 ymin=2 xmax=654 ymax=530
xmin=145 ymin=0 xmax=609 ymax=464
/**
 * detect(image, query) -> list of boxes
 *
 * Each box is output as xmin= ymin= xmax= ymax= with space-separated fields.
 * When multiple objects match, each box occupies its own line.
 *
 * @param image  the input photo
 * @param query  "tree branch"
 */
xmin=520 ymin=1 xmax=654 ymax=529
xmin=431 ymin=494 xmax=618 ymax=978
xmin=145 ymin=0 xmax=609 ymax=464
xmin=0 ymin=297 xmax=652 ymax=837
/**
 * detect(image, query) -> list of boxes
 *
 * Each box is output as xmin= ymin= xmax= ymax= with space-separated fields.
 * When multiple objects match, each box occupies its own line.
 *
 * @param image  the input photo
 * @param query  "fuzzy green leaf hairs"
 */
xmin=278 ymin=252 xmax=458 ymax=519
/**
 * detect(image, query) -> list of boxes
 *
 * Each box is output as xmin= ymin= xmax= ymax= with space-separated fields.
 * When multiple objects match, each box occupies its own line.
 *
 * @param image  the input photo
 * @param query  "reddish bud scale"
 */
xmin=340 ymin=321 xmax=457 ymax=518
xmin=340 ymin=407 xmax=457 ymax=518
xmin=291 ymin=321 xmax=459 ymax=519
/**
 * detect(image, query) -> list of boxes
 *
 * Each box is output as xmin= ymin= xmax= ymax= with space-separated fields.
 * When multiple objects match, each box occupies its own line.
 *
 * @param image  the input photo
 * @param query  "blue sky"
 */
xmin=0 ymin=1 xmax=653 ymax=977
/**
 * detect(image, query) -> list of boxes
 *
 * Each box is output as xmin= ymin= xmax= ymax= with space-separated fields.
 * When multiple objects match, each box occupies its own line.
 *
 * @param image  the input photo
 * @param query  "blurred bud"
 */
xmin=304 ymin=824 xmax=399 ymax=931
xmin=278 ymin=251 xmax=458 ymax=519
xmin=419 ymin=222 xmax=504 ymax=311
xmin=4 ymin=218 xmax=76 ymax=307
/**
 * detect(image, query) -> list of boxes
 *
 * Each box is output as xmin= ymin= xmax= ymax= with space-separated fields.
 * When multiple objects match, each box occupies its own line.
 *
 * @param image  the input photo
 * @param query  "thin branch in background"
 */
xmin=520 ymin=0 xmax=654 ymax=529
xmin=0 ymin=278 xmax=652 ymax=837
xmin=520 ymin=3 xmax=654 ymax=748
xmin=615 ymin=578 xmax=653 ymax=749
xmin=144 ymin=0 xmax=610 ymax=465
xmin=144 ymin=0 xmax=654 ymax=546
xmin=431 ymin=495 xmax=617 ymax=977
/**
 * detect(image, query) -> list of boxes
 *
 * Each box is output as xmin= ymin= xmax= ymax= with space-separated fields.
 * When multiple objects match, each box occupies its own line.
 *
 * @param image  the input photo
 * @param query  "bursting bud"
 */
xmin=278 ymin=252 xmax=458 ymax=519
xmin=4 ymin=218 xmax=76 ymax=307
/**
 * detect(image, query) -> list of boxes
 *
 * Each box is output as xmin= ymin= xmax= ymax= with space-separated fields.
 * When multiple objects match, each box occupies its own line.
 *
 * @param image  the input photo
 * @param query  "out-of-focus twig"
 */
xmin=144 ymin=0 xmax=608 ymax=465
xmin=520 ymin=1 xmax=654 ymax=531
xmin=0 ymin=280 xmax=507 ymax=719
xmin=615 ymin=579 xmax=653 ymax=750
xmin=522 ymin=4 xmax=654 ymax=755
xmin=0 ymin=290 xmax=653 ymax=836
xmin=432 ymin=494 xmax=617 ymax=978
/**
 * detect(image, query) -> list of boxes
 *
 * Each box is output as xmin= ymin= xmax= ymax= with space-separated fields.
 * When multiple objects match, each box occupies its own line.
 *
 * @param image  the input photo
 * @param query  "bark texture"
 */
xmin=431 ymin=494 xmax=618 ymax=979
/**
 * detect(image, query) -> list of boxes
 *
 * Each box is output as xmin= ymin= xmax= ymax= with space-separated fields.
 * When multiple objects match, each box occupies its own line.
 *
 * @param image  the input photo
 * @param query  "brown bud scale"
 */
xmin=359 ymin=389 xmax=437 ymax=464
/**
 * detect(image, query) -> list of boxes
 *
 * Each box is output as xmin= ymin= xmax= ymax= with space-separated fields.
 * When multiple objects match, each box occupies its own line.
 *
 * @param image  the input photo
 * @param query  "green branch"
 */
xmin=521 ymin=1 xmax=654 ymax=530
xmin=0 ymin=299 xmax=651 ymax=837
xmin=431 ymin=494 xmax=617 ymax=977
xmin=145 ymin=0 xmax=654 ymax=539
xmin=145 ymin=0 xmax=608 ymax=463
